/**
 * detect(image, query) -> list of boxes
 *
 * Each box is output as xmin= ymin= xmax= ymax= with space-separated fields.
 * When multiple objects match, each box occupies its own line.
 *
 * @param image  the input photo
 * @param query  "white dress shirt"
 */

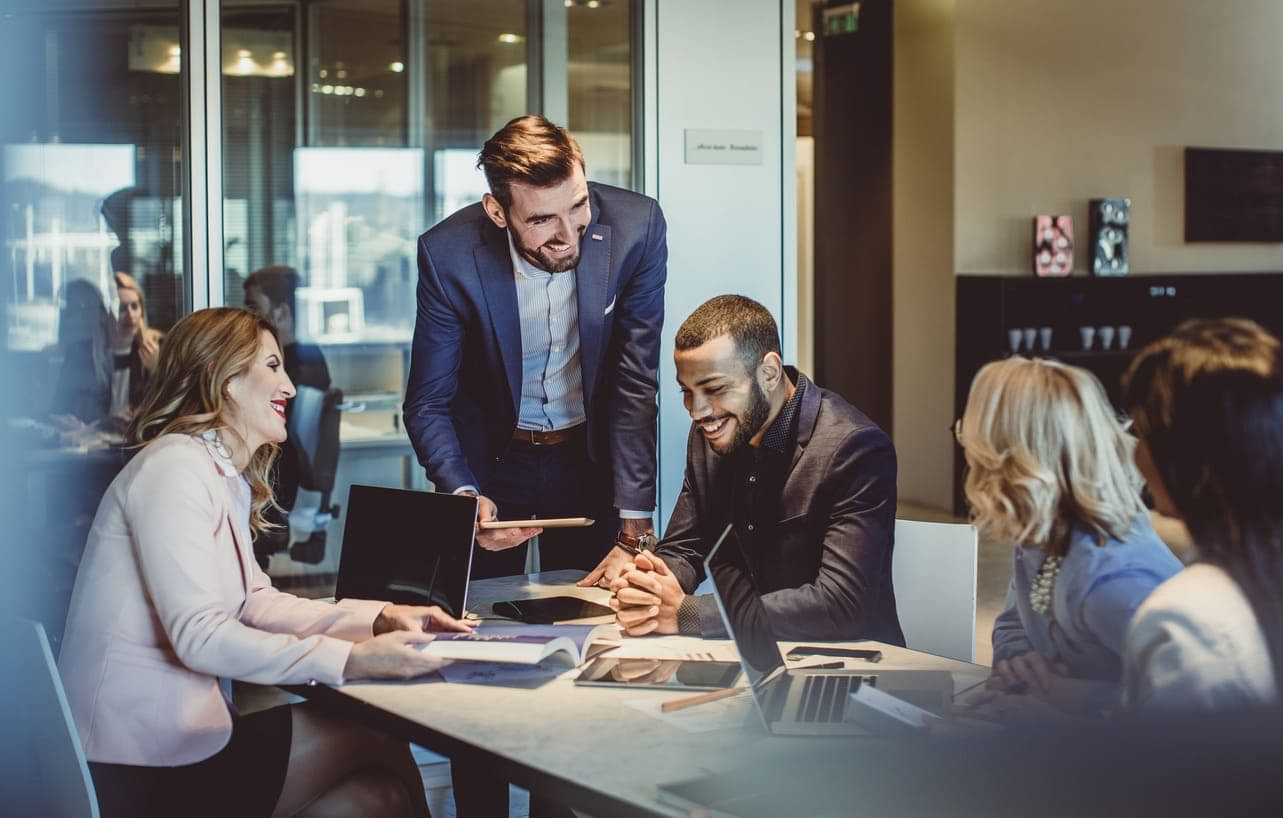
xmin=509 ymin=232 xmax=587 ymax=432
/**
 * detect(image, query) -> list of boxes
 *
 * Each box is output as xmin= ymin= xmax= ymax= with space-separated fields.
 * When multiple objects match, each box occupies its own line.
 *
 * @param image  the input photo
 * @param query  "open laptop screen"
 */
xmin=335 ymin=485 xmax=478 ymax=618
xmin=705 ymin=524 xmax=786 ymax=687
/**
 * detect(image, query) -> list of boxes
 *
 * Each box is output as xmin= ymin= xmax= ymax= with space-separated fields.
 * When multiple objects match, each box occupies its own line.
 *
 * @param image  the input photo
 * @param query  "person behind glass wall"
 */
xmin=48 ymin=278 xmax=114 ymax=425
xmin=610 ymin=295 xmax=904 ymax=644
xmin=58 ymin=307 xmax=470 ymax=818
xmin=1121 ymin=318 xmax=1282 ymax=712
xmin=956 ymin=357 xmax=1181 ymax=720
xmin=244 ymin=265 xmax=332 ymax=564
xmin=244 ymin=265 xmax=332 ymax=399
xmin=50 ymin=272 xmax=161 ymax=431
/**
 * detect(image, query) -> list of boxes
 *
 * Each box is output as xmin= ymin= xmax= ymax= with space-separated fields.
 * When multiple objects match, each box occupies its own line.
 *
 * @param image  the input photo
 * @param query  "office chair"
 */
xmin=0 ymin=617 xmax=100 ymax=818
xmin=284 ymin=385 xmax=344 ymax=564
xmin=891 ymin=519 xmax=979 ymax=663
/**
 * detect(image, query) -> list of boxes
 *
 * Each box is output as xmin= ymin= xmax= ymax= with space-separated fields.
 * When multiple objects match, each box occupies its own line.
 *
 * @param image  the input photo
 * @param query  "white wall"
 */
xmin=956 ymin=0 xmax=1283 ymax=275
xmin=892 ymin=0 xmax=956 ymax=511
xmin=645 ymin=0 xmax=795 ymax=529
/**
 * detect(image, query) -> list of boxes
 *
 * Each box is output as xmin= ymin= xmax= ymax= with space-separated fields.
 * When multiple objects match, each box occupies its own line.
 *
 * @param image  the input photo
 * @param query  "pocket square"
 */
xmin=604 ymin=296 xmax=616 ymax=316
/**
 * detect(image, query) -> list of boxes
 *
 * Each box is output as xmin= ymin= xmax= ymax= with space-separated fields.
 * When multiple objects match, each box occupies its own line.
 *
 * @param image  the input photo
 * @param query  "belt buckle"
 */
xmin=527 ymin=429 xmax=543 ymax=446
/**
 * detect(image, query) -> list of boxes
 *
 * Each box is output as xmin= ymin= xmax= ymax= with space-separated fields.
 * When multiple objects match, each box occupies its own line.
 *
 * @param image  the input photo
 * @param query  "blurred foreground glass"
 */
xmin=0 ymin=0 xmax=189 ymax=642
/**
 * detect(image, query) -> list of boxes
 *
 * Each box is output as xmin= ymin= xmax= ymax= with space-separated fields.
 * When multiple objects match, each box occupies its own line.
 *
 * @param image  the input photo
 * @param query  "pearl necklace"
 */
xmin=200 ymin=428 xmax=234 ymax=462
xmin=1029 ymin=554 xmax=1064 ymax=617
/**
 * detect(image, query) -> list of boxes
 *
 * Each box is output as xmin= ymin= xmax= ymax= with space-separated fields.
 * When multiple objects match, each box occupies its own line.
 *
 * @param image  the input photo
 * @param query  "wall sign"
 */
xmin=684 ymin=129 xmax=763 ymax=165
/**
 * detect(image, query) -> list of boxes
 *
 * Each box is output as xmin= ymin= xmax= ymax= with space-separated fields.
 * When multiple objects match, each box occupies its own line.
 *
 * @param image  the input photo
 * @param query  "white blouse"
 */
xmin=1123 ymin=562 xmax=1275 ymax=712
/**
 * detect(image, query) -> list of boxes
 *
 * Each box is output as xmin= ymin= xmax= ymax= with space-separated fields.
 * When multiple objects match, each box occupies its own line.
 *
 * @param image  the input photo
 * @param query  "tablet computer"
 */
xmin=478 ymin=517 xmax=594 ymax=530
xmin=574 ymin=657 xmax=742 ymax=691
xmin=492 ymin=596 xmax=613 ymax=624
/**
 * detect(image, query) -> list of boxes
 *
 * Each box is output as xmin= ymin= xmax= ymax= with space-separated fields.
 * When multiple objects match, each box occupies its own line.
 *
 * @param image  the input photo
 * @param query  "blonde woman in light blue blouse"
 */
xmin=957 ymin=356 xmax=1181 ymax=716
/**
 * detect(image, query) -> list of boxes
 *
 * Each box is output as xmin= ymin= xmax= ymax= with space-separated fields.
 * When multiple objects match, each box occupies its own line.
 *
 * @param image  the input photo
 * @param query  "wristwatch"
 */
xmin=615 ymin=529 xmax=658 ymax=556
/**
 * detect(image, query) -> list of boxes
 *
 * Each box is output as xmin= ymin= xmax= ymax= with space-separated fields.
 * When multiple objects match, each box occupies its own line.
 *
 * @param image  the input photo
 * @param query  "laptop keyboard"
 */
xmin=795 ymin=675 xmax=855 ymax=723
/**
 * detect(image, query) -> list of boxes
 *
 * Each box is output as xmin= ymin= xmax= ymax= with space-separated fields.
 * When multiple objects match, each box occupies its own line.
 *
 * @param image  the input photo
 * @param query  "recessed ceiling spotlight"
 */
xmin=497 ymin=33 xmax=523 ymax=44
xmin=389 ymin=61 xmax=404 ymax=72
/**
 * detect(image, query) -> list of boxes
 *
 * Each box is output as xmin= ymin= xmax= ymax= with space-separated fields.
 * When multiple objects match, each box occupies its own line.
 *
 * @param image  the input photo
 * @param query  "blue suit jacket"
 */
xmin=403 ymin=182 xmax=667 ymax=512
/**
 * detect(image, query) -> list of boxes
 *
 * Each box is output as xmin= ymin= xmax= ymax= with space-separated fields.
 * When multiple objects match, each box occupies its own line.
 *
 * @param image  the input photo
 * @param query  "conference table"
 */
xmin=292 ymin=570 xmax=989 ymax=818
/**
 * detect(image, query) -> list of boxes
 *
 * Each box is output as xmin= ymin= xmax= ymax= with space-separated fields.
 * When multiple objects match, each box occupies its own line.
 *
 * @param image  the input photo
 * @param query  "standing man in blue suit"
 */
xmin=404 ymin=115 xmax=667 ymax=588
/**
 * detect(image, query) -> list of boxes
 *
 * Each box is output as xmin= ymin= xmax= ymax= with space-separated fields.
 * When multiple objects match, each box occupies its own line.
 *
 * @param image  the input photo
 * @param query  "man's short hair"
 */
xmin=675 ymin=295 xmax=781 ymax=376
xmin=477 ymin=115 xmax=585 ymax=210
xmin=244 ymin=265 xmax=300 ymax=316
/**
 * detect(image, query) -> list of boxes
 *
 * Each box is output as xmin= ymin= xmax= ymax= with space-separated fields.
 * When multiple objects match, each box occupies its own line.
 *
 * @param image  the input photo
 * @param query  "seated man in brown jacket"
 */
xmin=609 ymin=295 xmax=904 ymax=643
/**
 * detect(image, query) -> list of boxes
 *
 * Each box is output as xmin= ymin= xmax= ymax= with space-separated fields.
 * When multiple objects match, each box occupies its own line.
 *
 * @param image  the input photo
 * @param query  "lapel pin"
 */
xmin=591 ymin=233 xmax=603 ymax=241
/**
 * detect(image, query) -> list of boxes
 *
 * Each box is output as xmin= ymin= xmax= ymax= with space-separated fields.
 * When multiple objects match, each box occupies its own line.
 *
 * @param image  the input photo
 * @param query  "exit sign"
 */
xmin=822 ymin=3 xmax=860 ymax=36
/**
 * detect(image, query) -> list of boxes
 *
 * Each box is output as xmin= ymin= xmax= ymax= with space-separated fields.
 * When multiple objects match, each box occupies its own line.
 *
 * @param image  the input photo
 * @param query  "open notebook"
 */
xmin=421 ymin=623 xmax=619 ymax=666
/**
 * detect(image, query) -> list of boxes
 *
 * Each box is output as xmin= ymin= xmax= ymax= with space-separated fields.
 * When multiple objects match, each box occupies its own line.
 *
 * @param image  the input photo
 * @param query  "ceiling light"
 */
xmin=169 ymin=45 xmax=181 ymax=56
xmin=586 ymin=0 xmax=600 ymax=7
xmin=803 ymin=31 xmax=815 ymax=41
xmin=354 ymin=87 xmax=367 ymax=97
xmin=273 ymin=51 xmax=286 ymax=60
xmin=389 ymin=61 xmax=404 ymax=73
xmin=321 ymin=84 xmax=333 ymax=94
xmin=237 ymin=49 xmax=251 ymax=58
xmin=564 ymin=0 xmax=573 ymax=6
xmin=497 ymin=33 xmax=523 ymax=44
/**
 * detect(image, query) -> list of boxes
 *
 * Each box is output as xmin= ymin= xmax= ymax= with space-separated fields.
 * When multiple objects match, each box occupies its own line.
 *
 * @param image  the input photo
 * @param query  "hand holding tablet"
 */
xmin=478 ymin=517 xmax=595 ymax=530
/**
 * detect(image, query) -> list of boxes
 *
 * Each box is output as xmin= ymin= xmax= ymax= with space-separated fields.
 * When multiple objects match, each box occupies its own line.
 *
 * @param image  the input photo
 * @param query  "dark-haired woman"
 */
xmin=1121 ymin=317 xmax=1279 ymax=712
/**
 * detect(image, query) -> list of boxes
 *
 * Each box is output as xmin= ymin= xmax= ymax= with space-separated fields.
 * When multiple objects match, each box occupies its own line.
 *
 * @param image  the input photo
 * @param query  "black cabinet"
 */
xmin=952 ymin=273 xmax=1283 ymax=515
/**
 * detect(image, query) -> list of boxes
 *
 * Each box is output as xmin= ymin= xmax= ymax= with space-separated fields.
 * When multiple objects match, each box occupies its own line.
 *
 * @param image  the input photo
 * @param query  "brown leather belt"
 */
xmin=510 ymin=424 xmax=585 ymax=446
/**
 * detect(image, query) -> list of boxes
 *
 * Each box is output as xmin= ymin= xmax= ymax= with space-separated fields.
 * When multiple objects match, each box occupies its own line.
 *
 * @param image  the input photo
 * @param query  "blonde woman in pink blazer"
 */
xmin=59 ymin=308 xmax=505 ymax=818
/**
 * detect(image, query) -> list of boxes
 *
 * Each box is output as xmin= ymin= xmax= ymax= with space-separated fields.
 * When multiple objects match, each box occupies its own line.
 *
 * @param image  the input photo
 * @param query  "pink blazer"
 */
xmin=59 ymin=434 xmax=386 ymax=766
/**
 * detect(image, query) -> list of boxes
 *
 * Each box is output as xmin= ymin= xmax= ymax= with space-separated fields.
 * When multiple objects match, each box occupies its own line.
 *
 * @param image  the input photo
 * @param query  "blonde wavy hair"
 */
xmin=128 ymin=308 xmax=282 ymax=535
xmin=960 ymin=356 xmax=1145 ymax=555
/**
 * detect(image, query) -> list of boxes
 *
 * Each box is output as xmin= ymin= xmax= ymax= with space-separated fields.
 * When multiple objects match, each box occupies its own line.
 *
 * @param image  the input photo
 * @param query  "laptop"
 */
xmin=335 ymin=485 xmax=479 ymax=619
xmin=705 ymin=524 xmax=955 ymax=736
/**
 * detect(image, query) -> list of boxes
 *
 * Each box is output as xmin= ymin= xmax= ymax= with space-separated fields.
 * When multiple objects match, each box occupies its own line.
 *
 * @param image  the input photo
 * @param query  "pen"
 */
xmin=797 ymin=661 xmax=845 ymax=670
xmin=660 ymin=686 xmax=749 ymax=713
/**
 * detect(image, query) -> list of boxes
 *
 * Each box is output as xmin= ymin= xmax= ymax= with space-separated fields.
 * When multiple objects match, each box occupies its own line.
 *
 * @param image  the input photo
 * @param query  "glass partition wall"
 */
xmin=1 ymin=0 xmax=637 ymax=606
xmin=210 ymin=0 xmax=636 ymax=585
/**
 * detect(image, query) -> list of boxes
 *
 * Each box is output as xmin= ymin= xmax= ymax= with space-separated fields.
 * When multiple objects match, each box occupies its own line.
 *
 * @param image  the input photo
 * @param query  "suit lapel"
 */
xmin=785 ymin=372 xmax=821 ymax=481
xmin=576 ymin=209 xmax=611 ymax=408
xmin=475 ymin=225 xmax=522 ymax=416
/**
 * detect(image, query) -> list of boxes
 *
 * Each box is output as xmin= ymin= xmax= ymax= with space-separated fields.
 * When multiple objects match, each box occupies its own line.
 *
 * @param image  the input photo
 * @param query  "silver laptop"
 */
xmin=705 ymin=524 xmax=954 ymax=736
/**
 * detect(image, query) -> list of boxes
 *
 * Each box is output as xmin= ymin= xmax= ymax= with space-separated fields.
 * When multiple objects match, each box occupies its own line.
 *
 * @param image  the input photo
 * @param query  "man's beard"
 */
xmin=514 ymin=230 xmax=582 ymax=273
xmin=720 ymin=381 xmax=772 ymax=456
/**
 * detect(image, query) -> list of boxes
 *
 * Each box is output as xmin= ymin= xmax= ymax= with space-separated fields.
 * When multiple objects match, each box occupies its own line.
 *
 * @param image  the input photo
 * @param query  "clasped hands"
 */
xmin=606 ymin=552 xmax=685 ymax=636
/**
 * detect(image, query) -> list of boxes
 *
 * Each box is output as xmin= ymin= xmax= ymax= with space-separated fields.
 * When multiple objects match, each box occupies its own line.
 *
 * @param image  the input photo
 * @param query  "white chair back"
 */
xmin=1 ymin=618 xmax=99 ymax=818
xmin=891 ymin=520 xmax=978 ymax=663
